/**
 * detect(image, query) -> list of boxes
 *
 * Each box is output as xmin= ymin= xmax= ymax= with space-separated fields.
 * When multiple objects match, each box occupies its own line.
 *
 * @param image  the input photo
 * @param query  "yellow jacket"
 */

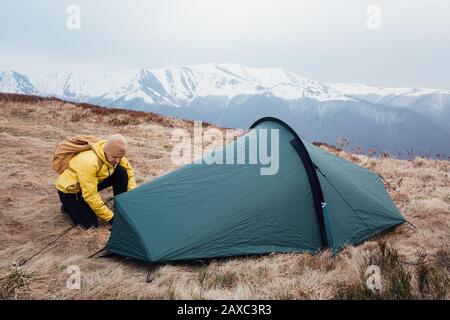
xmin=56 ymin=140 xmax=136 ymax=221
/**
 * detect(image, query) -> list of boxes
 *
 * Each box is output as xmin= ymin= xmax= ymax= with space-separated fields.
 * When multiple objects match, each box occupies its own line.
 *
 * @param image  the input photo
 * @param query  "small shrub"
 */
xmin=349 ymin=155 xmax=360 ymax=163
xmin=10 ymin=108 xmax=33 ymax=118
xmin=272 ymin=290 xmax=296 ymax=300
xmin=108 ymin=115 xmax=141 ymax=126
xmin=190 ymin=292 xmax=205 ymax=300
xmin=419 ymin=174 xmax=434 ymax=183
xmin=70 ymin=111 xmax=83 ymax=122
xmin=368 ymin=147 xmax=377 ymax=158
xmin=366 ymin=240 xmax=400 ymax=271
xmin=434 ymin=249 xmax=450 ymax=272
xmin=334 ymin=281 xmax=380 ymax=300
xmin=166 ymin=283 xmax=177 ymax=300
xmin=354 ymin=146 xmax=363 ymax=155
xmin=416 ymin=252 xmax=449 ymax=299
xmin=0 ymin=263 xmax=34 ymax=299
xmin=197 ymin=266 xmax=209 ymax=288
xmin=256 ymin=265 xmax=269 ymax=278
xmin=386 ymin=264 xmax=413 ymax=299
xmin=412 ymin=159 xmax=425 ymax=168
xmin=380 ymin=151 xmax=391 ymax=159
xmin=335 ymin=138 xmax=350 ymax=151
xmin=212 ymin=270 xmax=237 ymax=289
xmin=407 ymin=149 xmax=416 ymax=161
xmin=333 ymin=241 xmax=449 ymax=300
xmin=313 ymin=141 xmax=343 ymax=153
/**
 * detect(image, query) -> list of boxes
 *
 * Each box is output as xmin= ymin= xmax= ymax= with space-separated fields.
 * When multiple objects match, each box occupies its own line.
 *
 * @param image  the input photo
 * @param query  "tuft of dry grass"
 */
xmin=108 ymin=114 xmax=141 ymax=126
xmin=334 ymin=241 xmax=449 ymax=300
xmin=0 ymin=263 xmax=35 ymax=299
xmin=70 ymin=111 xmax=84 ymax=122
xmin=0 ymin=93 xmax=448 ymax=300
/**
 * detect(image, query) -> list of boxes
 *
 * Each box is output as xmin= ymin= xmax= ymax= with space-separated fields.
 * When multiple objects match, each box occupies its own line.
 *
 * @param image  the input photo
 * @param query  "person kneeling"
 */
xmin=55 ymin=134 xmax=136 ymax=228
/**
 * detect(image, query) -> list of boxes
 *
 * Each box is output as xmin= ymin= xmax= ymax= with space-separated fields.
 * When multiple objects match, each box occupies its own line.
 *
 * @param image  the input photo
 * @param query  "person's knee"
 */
xmin=78 ymin=209 xmax=98 ymax=229
xmin=111 ymin=165 xmax=128 ymax=196
xmin=79 ymin=219 xmax=98 ymax=229
xmin=114 ymin=165 xmax=128 ymax=180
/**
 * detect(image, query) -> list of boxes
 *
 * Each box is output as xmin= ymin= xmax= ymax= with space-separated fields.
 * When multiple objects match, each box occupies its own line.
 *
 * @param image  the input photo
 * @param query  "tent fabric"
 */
xmin=107 ymin=117 xmax=405 ymax=262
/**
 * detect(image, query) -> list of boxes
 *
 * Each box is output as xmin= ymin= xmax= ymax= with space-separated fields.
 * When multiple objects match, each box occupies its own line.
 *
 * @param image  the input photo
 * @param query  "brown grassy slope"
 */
xmin=0 ymin=93 xmax=448 ymax=299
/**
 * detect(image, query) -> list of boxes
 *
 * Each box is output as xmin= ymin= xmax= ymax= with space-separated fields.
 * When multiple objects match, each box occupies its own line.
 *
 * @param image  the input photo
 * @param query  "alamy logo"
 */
xmin=366 ymin=5 xmax=381 ymax=30
xmin=66 ymin=5 xmax=81 ymax=30
xmin=66 ymin=265 xmax=81 ymax=290
xmin=365 ymin=265 xmax=382 ymax=291
xmin=171 ymin=121 xmax=279 ymax=175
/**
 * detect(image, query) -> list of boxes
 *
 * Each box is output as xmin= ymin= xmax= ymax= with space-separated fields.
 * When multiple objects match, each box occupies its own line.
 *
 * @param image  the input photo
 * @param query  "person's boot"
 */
xmin=61 ymin=205 xmax=68 ymax=215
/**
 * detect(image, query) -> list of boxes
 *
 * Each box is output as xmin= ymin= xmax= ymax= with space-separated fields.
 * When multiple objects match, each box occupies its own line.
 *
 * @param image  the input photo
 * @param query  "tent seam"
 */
xmin=316 ymin=167 xmax=375 ymax=235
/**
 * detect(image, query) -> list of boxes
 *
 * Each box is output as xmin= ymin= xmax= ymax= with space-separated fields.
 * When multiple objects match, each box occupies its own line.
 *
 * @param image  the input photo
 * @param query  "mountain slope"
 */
xmin=328 ymin=83 xmax=450 ymax=132
xmin=216 ymin=96 xmax=450 ymax=157
xmin=1 ymin=64 xmax=450 ymax=157
xmin=19 ymin=64 xmax=351 ymax=106
xmin=0 ymin=70 xmax=38 ymax=95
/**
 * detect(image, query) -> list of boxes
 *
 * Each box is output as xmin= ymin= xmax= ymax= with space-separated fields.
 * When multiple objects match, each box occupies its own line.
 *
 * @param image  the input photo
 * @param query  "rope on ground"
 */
xmin=406 ymin=221 xmax=418 ymax=230
xmin=105 ymin=196 xmax=114 ymax=205
xmin=378 ymin=174 xmax=417 ymax=231
xmin=86 ymin=245 xmax=107 ymax=259
xmin=19 ymin=225 xmax=76 ymax=266
xmin=379 ymin=173 xmax=408 ymax=199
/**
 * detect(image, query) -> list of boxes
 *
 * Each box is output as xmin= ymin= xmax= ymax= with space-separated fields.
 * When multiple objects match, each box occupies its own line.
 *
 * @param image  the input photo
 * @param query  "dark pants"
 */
xmin=58 ymin=165 xmax=128 ymax=229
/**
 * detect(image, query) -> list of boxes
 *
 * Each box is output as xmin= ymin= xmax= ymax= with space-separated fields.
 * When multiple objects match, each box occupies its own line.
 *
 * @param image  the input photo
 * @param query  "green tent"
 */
xmin=107 ymin=117 xmax=405 ymax=262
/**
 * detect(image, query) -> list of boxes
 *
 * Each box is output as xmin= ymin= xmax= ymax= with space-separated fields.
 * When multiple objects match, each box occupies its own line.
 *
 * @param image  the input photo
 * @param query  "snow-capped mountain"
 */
xmin=0 ymin=70 xmax=37 ymax=95
xmin=326 ymin=83 xmax=440 ymax=105
xmin=1 ymin=64 xmax=353 ymax=105
xmin=1 ymin=64 xmax=450 ymax=157
xmin=328 ymin=83 xmax=450 ymax=132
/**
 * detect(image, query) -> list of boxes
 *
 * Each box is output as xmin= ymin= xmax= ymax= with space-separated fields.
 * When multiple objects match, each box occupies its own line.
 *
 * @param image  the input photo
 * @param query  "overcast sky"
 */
xmin=1 ymin=0 xmax=449 ymax=88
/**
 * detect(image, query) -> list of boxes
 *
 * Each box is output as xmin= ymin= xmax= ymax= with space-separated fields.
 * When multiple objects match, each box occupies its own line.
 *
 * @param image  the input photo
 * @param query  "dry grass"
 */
xmin=0 ymin=93 xmax=448 ymax=300
xmin=334 ymin=241 xmax=448 ymax=300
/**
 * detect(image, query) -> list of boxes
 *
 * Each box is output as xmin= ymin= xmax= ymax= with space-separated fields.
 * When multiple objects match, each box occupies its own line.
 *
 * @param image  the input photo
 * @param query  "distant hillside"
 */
xmin=2 ymin=64 xmax=450 ymax=157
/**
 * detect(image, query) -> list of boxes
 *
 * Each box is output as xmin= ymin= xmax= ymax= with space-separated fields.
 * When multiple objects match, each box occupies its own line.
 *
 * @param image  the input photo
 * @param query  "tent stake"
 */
xmin=86 ymin=246 xmax=107 ymax=259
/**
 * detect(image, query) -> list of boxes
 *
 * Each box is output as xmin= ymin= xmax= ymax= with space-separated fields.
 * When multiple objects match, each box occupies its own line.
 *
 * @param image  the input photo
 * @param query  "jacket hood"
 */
xmin=91 ymin=140 xmax=110 ymax=166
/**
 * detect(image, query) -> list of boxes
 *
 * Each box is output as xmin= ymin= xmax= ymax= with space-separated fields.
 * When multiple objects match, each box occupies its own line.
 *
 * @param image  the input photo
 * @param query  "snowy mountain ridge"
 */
xmin=1 ymin=64 xmax=450 ymax=157
xmin=1 ymin=64 xmax=354 ymax=106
